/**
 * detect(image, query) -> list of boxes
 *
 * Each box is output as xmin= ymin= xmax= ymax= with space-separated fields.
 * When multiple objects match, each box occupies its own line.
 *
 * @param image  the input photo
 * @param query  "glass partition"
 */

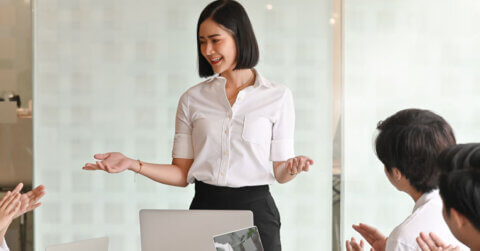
xmin=342 ymin=1 xmax=480 ymax=250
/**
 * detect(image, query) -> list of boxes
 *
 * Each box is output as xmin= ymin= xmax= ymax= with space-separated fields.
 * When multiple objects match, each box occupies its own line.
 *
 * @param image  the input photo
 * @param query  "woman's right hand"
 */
xmin=83 ymin=152 xmax=137 ymax=173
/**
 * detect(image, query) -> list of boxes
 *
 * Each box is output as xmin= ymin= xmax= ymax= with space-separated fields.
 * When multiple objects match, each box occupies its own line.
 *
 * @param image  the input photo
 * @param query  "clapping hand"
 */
xmin=416 ymin=232 xmax=461 ymax=251
xmin=346 ymin=237 xmax=366 ymax=251
xmin=11 ymin=183 xmax=46 ymax=219
xmin=346 ymin=223 xmax=387 ymax=251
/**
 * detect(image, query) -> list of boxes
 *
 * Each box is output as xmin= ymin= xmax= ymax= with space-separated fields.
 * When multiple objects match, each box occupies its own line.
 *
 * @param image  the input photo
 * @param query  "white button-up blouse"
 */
xmin=172 ymin=71 xmax=295 ymax=187
xmin=0 ymin=238 xmax=9 ymax=251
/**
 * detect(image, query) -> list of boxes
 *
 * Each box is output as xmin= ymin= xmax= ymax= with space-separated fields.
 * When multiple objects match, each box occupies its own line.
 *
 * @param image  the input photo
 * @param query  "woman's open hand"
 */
xmin=83 ymin=152 xmax=136 ymax=173
xmin=285 ymin=155 xmax=314 ymax=175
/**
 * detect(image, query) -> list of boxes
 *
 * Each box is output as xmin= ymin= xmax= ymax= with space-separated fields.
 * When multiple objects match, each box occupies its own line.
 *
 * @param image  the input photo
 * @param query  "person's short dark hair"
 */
xmin=197 ymin=0 xmax=259 ymax=77
xmin=438 ymin=143 xmax=480 ymax=231
xmin=375 ymin=109 xmax=456 ymax=193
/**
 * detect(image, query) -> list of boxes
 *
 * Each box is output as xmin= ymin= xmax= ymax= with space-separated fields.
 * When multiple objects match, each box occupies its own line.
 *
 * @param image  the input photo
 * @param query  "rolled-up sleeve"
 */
xmin=270 ymin=88 xmax=295 ymax=161
xmin=0 ymin=238 xmax=9 ymax=251
xmin=172 ymin=92 xmax=194 ymax=159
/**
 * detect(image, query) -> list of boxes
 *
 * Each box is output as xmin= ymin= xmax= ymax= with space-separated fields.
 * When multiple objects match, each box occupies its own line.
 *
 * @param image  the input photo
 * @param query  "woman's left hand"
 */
xmin=285 ymin=155 xmax=314 ymax=175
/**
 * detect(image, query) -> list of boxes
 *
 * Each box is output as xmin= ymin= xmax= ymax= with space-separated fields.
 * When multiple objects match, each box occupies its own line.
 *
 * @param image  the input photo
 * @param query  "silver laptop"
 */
xmin=45 ymin=237 xmax=108 ymax=251
xmin=139 ymin=209 xmax=254 ymax=251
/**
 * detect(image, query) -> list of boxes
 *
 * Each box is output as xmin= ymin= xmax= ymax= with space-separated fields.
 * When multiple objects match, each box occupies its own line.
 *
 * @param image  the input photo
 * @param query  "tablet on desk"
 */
xmin=213 ymin=226 xmax=264 ymax=251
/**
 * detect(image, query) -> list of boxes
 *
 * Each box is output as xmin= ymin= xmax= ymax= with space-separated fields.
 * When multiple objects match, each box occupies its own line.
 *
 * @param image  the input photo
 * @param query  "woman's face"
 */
xmin=199 ymin=18 xmax=237 ymax=74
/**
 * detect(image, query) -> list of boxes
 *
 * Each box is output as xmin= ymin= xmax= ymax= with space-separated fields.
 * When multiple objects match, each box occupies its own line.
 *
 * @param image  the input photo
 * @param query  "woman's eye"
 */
xmin=212 ymin=39 xmax=219 ymax=43
xmin=199 ymin=40 xmax=206 ymax=44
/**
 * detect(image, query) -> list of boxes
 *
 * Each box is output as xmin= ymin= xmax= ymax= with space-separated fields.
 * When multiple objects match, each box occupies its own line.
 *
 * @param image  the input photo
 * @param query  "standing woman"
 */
xmin=83 ymin=1 xmax=313 ymax=250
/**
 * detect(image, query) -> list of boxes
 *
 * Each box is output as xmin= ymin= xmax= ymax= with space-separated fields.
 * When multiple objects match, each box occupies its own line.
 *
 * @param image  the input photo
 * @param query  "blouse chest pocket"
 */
xmin=242 ymin=115 xmax=272 ymax=144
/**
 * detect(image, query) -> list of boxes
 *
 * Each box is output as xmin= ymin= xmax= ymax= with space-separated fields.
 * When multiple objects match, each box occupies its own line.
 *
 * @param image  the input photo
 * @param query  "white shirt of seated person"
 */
xmin=172 ymin=70 xmax=295 ymax=187
xmin=385 ymin=189 xmax=468 ymax=251
xmin=0 ymin=238 xmax=9 ymax=251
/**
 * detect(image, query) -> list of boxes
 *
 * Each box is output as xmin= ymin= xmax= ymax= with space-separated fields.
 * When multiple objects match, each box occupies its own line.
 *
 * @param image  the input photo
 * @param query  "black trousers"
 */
xmin=189 ymin=180 xmax=282 ymax=251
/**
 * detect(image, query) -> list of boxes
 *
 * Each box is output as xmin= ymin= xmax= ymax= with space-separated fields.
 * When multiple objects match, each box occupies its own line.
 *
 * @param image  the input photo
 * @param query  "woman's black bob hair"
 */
xmin=197 ymin=0 xmax=259 ymax=77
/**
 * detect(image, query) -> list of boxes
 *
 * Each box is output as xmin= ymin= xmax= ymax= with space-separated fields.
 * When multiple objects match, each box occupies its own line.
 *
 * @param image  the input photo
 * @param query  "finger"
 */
xmin=26 ymin=202 xmax=42 ymax=212
xmin=416 ymin=236 xmax=432 ymax=251
xmin=12 ymin=183 xmax=24 ymax=194
xmin=93 ymin=153 xmax=111 ymax=160
xmin=5 ymin=193 xmax=21 ymax=212
xmin=31 ymin=185 xmax=46 ymax=195
xmin=30 ymin=186 xmax=46 ymax=201
xmin=350 ymin=238 xmax=362 ymax=251
xmin=0 ymin=191 xmax=12 ymax=208
xmin=83 ymin=163 xmax=101 ymax=170
xmin=304 ymin=159 xmax=311 ymax=171
xmin=358 ymin=223 xmax=384 ymax=239
xmin=420 ymin=232 xmax=437 ymax=249
xmin=360 ymin=240 xmax=364 ymax=248
xmin=290 ymin=160 xmax=297 ymax=174
xmin=353 ymin=225 xmax=375 ymax=244
xmin=356 ymin=228 xmax=375 ymax=245
xmin=19 ymin=195 xmax=29 ymax=213
xmin=26 ymin=190 xmax=45 ymax=207
xmin=346 ymin=240 xmax=353 ymax=251
xmin=308 ymin=158 xmax=314 ymax=165
xmin=429 ymin=232 xmax=447 ymax=247
xmin=304 ymin=166 xmax=310 ymax=172
xmin=296 ymin=158 xmax=302 ymax=172
xmin=83 ymin=165 xmax=101 ymax=170
xmin=302 ymin=159 xmax=311 ymax=172
xmin=96 ymin=161 xmax=106 ymax=171
xmin=297 ymin=158 xmax=306 ymax=173
xmin=286 ymin=161 xmax=292 ymax=172
xmin=9 ymin=198 xmax=21 ymax=217
xmin=2 ymin=191 xmax=19 ymax=210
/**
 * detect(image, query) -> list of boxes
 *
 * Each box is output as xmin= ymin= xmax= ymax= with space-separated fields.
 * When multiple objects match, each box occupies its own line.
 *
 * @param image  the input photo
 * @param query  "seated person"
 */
xmin=346 ymin=109 xmax=465 ymax=251
xmin=417 ymin=143 xmax=480 ymax=251
xmin=0 ymin=183 xmax=45 ymax=251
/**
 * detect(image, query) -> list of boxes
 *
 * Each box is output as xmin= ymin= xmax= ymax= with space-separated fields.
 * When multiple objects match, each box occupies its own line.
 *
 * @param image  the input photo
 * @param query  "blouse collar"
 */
xmin=208 ymin=69 xmax=272 ymax=88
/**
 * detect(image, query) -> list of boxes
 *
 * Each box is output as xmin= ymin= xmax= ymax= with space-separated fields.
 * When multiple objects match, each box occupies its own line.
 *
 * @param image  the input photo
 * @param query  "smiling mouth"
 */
xmin=210 ymin=57 xmax=223 ymax=65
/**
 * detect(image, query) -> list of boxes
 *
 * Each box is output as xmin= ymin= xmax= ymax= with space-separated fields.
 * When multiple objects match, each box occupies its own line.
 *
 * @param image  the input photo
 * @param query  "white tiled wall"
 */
xmin=34 ymin=0 xmax=333 ymax=250
xmin=343 ymin=0 xmax=480 ymax=250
